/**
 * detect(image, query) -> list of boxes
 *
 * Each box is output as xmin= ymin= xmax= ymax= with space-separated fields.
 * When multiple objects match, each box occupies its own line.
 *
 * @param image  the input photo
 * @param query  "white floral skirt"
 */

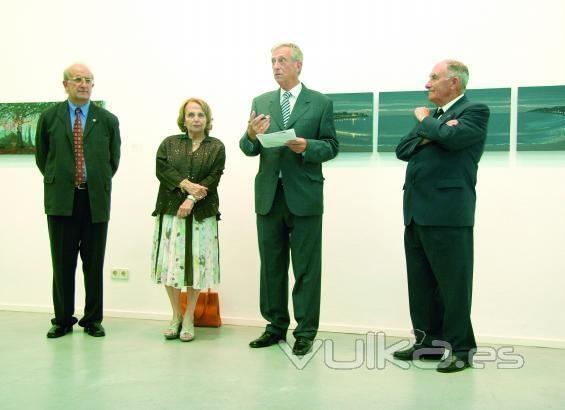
xmin=151 ymin=214 xmax=220 ymax=290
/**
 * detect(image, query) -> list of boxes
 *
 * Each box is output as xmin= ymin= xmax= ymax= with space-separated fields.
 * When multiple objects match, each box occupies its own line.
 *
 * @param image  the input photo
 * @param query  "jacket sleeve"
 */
xmin=419 ymin=103 xmax=490 ymax=151
xmin=302 ymin=99 xmax=339 ymax=163
xmin=35 ymin=112 xmax=49 ymax=175
xmin=155 ymin=139 xmax=185 ymax=191
xmin=239 ymin=100 xmax=262 ymax=157
xmin=395 ymin=123 xmax=424 ymax=162
xmin=199 ymin=143 xmax=226 ymax=190
xmin=108 ymin=114 xmax=121 ymax=176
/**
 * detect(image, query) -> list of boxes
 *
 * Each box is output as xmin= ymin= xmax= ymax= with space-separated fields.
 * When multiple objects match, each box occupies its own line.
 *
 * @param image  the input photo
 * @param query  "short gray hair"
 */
xmin=445 ymin=60 xmax=469 ymax=91
xmin=271 ymin=43 xmax=304 ymax=63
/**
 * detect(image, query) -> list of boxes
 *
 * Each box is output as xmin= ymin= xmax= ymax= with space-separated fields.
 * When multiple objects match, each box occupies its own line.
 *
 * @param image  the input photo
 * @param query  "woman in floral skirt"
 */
xmin=151 ymin=97 xmax=225 ymax=342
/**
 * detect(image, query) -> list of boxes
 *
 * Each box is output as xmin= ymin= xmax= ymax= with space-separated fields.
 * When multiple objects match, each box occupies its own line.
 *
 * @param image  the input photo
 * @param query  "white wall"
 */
xmin=1 ymin=0 xmax=564 ymax=348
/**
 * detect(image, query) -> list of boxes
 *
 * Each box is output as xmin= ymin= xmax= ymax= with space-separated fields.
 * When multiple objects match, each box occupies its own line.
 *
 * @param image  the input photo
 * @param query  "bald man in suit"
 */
xmin=394 ymin=60 xmax=489 ymax=373
xmin=36 ymin=63 xmax=121 ymax=338
xmin=240 ymin=43 xmax=338 ymax=356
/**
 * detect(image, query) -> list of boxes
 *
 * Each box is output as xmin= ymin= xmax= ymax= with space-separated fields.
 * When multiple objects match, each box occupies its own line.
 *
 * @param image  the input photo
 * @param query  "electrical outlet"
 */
xmin=111 ymin=268 xmax=129 ymax=281
xmin=119 ymin=269 xmax=129 ymax=280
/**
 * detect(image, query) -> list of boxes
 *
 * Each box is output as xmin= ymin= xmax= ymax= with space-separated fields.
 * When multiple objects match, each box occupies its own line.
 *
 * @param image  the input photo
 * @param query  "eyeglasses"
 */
xmin=69 ymin=76 xmax=94 ymax=85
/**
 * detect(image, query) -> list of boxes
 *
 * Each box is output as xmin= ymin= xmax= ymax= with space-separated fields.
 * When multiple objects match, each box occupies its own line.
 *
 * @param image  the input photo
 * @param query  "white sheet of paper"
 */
xmin=257 ymin=129 xmax=297 ymax=148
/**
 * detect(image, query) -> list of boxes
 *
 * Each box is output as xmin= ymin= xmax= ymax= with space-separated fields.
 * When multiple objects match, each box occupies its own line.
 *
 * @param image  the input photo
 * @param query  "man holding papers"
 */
xmin=240 ymin=43 xmax=338 ymax=356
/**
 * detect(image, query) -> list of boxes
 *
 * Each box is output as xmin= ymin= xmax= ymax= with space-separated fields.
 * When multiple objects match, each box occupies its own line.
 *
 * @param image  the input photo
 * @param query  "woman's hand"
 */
xmin=179 ymin=179 xmax=208 ymax=200
xmin=176 ymin=198 xmax=195 ymax=218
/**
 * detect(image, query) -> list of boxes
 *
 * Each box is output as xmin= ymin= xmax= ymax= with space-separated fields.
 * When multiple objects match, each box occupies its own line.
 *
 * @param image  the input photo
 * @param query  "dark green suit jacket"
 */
xmin=35 ymin=101 xmax=121 ymax=223
xmin=396 ymin=96 xmax=490 ymax=227
xmin=239 ymin=85 xmax=338 ymax=216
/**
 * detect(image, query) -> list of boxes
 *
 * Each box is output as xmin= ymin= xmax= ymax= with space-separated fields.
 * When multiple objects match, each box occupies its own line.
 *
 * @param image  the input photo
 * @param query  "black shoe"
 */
xmin=84 ymin=322 xmax=105 ymax=337
xmin=249 ymin=331 xmax=285 ymax=348
xmin=292 ymin=337 xmax=313 ymax=356
xmin=437 ymin=355 xmax=471 ymax=373
xmin=46 ymin=324 xmax=73 ymax=338
xmin=393 ymin=346 xmax=445 ymax=361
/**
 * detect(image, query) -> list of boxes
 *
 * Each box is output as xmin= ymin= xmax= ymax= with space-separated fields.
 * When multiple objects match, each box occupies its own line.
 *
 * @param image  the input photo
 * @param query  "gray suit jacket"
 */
xmin=239 ymin=84 xmax=338 ymax=216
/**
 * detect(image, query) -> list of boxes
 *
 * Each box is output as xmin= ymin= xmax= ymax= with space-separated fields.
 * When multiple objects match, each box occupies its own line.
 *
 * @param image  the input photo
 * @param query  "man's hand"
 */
xmin=286 ymin=137 xmax=308 ymax=154
xmin=414 ymin=107 xmax=430 ymax=122
xmin=247 ymin=111 xmax=271 ymax=140
xmin=445 ymin=119 xmax=459 ymax=127
xmin=179 ymin=179 xmax=208 ymax=200
xmin=176 ymin=198 xmax=194 ymax=218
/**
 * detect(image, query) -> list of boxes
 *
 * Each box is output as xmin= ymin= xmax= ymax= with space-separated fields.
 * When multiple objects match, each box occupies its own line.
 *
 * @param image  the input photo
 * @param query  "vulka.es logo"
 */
xmin=278 ymin=332 xmax=525 ymax=371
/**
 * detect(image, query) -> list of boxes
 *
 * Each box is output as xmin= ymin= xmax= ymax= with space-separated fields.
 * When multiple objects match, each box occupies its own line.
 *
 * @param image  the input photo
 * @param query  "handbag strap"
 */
xmin=194 ymin=288 xmax=212 ymax=319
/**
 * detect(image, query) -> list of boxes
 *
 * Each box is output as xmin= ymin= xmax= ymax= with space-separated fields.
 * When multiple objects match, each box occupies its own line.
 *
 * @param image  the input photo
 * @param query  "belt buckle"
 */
xmin=76 ymin=182 xmax=87 ymax=190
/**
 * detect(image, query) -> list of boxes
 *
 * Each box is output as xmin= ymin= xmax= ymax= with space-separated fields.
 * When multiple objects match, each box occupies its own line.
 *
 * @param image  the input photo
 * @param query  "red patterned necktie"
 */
xmin=73 ymin=107 xmax=85 ymax=186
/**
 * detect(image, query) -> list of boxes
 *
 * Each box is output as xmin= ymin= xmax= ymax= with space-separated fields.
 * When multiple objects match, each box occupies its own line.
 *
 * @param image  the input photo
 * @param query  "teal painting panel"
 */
xmin=377 ymin=91 xmax=428 ymax=152
xmin=466 ymin=88 xmax=511 ymax=151
xmin=378 ymin=89 xmax=510 ymax=152
xmin=326 ymin=92 xmax=373 ymax=152
xmin=517 ymin=85 xmax=565 ymax=151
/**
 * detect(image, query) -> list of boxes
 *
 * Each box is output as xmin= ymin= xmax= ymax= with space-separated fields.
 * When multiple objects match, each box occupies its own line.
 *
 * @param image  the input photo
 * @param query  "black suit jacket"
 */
xmin=239 ymin=84 xmax=338 ymax=216
xmin=396 ymin=96 xmax=490 ymax=227
xmin=35 ymin=101 xmax=121 ymax=223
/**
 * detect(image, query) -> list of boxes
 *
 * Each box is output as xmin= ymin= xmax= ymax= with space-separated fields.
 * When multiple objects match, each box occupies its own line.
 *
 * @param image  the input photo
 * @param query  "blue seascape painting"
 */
xmin=517 ymin=85 xmax=565 ymax=151
xmin=377 ymin=88 xmax=511 ymax=152
xmin=326 ymin=92 xmax=373 ymax=152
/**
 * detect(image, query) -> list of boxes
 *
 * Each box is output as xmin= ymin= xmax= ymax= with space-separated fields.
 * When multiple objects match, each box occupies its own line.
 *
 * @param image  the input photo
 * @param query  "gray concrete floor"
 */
xmin=1 ymin=311 xmax=564 ymax=409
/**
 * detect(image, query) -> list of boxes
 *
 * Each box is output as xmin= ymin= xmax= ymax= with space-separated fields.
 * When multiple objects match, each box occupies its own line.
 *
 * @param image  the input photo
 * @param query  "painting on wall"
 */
xmin=517 ymin=85 xmax=565 ymax=151
xmin=0 ymin=101 xmax=105 ymax=155
xmin=377 ymin=88 xmax=511 ymax=152
xmin=326 ymin=92 xmax=373 ymax=152
xmin=377 ymin=90 xmax=428 ymax=152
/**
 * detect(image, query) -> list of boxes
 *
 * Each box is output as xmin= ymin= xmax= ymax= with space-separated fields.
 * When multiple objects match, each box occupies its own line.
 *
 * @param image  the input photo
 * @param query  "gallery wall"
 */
xmin=1 ymin=0 xmax=565 ymax=347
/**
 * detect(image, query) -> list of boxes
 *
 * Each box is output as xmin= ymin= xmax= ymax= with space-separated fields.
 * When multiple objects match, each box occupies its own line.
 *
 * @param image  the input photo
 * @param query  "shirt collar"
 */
xmin=440 ymin=93 xmax=465 ymax=113
xmin=68 ymin=100 xmax=91 ymax=116
xmin=280 ymin=82 xmax=302 ymax=100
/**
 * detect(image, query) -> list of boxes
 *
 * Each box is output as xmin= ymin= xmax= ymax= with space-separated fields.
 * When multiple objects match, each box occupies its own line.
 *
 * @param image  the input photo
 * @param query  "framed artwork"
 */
xmin=517 ymin=85 xmax=565 ymax=151
xmin=377 ymin=88 xmax=511 ymax=152
xmin=0 ymin=100 xmax=105 ymax=155
xmin=377 ymin=90 xmax=428 ymax=152
xmin=326 ymin=92 xmax=373 ymax=152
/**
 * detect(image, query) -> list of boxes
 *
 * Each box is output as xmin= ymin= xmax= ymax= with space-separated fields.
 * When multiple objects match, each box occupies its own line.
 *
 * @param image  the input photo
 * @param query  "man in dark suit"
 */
xmin=35 ymin=63 xmax=121 ymax=338
xmin=240 ymin=43 xmax=338 ymax=355
xmin=394 ymin=60 xmax=489 ymax=373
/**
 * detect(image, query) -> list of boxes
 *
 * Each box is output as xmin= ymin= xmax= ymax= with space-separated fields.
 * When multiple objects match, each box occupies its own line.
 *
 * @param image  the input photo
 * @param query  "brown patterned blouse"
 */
xmin=152 ymin=134 xmax=225 ymax=221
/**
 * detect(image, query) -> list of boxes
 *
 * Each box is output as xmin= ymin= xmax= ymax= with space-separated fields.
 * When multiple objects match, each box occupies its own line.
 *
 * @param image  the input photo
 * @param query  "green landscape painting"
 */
xmin=517 ymin=85 xmax=565 ymax=151
xmin=0 ymin=101 xmax=105 ymax=155
xmin=326 ymin=92 xmax=373 ymax=152
xmin=377 ymin=88 xmax=511 ymax=152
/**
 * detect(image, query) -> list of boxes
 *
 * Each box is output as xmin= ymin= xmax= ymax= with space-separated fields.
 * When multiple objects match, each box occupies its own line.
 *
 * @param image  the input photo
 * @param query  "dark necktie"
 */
xmin=433 ymin=108 xmax=444 ymax=119
xmin=73 ymin=107 xmax=85 ymax=186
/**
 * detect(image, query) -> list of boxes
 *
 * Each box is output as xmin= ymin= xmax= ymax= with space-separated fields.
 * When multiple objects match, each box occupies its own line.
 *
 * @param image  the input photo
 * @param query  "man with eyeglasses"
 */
xmin=394 ymin=60 xmax=490 ymax=373
xmin=35 ymin=63 xmax=121 ymax=338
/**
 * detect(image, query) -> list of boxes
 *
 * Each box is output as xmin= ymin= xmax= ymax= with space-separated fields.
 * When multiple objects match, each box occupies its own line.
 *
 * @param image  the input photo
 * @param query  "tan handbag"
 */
xmin=180 ymin=289 xmax=222 ymax=327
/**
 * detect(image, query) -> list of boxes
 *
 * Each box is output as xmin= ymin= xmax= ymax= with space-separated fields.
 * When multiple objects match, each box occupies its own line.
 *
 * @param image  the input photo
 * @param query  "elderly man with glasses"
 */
xmin=35 ymin=63 xmax=121 ymax=339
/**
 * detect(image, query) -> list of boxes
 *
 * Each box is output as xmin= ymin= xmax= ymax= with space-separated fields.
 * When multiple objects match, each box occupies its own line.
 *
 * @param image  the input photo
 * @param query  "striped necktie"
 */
xmin=281 ymin=91 xmax=291 ymax=127
xmin=73 ymin=107 xmax=85 ymax=186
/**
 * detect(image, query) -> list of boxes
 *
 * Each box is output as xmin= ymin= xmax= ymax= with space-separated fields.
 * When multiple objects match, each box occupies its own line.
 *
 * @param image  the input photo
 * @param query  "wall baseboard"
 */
xmin=2 ymin=304 xmax=563 ymax=349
